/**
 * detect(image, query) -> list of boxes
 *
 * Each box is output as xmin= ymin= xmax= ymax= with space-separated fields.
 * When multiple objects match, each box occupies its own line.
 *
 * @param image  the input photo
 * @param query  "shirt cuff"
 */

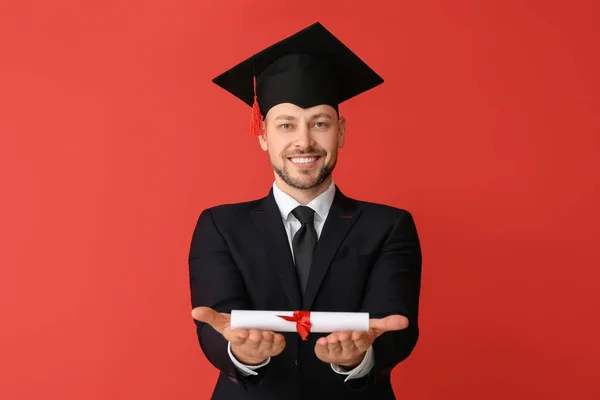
xmin=330 ymin=345 xmax=374 ymax=382
xmin=227 ymin=341 xmax=270 ymax=376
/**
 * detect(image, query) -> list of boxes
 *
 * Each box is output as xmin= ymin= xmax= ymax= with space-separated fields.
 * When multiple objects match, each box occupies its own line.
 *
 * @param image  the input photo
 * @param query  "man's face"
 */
xmin=259 ymin=103 xmax=346 ymax=191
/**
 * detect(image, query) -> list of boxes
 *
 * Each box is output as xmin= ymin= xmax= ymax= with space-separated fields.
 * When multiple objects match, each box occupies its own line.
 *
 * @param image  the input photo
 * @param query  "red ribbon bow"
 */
xmin=277 ymin=311 xmax=312 ymax=340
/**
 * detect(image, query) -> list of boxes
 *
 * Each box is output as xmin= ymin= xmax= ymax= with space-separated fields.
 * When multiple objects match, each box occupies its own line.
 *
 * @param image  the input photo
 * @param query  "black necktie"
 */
xmin=291 ymin=206 xmax=317 ymax=295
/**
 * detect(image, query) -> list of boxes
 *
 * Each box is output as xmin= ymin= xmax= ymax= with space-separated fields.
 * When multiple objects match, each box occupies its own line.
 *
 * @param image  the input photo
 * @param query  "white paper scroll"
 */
xmin=230 ymin=310 xmax=370 ymax=333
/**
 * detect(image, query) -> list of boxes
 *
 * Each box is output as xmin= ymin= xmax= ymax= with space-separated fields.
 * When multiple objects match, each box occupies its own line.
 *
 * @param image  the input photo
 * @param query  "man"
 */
xmin=189 ymin=22 xmax=422 ymax=399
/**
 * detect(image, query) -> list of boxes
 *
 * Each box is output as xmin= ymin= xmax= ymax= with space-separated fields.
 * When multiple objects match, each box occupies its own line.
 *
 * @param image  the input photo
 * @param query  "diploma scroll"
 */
xmin=230 ymin=310 xmax=370 ymax=340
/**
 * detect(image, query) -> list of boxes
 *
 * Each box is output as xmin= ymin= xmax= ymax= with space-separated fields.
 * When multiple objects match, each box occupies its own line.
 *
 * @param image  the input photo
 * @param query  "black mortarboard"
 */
xmin=212 ymin=22 xmax=384 ymax=136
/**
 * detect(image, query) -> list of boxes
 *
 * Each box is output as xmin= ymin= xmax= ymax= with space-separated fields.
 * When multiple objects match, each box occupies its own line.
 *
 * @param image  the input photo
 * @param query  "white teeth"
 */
xmin=290 ymin=157 xmax=317 ymax=164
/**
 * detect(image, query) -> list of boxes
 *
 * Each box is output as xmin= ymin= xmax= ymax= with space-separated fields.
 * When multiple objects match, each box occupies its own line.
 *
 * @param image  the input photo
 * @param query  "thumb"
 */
xmin=369 ymin=315 xmax=409 ymax=336
xmin=191 ymin=307 xmax=229 ymax=333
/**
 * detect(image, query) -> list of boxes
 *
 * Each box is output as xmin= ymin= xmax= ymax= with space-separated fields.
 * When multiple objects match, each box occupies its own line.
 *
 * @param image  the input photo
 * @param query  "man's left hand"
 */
xmin=314 ymin=314 xmax=409 ymax=368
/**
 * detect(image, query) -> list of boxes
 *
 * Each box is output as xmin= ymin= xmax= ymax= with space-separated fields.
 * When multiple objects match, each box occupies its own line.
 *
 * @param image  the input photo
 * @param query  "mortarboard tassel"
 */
xmin=250 ymin=76 xmax=264 ymax=137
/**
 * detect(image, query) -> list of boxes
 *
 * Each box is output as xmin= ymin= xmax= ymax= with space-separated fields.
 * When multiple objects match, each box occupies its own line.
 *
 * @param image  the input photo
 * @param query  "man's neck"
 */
xmin=274 ymin=177 xmax=332 ymax=205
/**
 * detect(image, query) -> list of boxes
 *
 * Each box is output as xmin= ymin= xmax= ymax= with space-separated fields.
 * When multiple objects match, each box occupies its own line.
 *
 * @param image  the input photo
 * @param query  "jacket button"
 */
xmin=295 ymin=360 xmax=298 ymax=366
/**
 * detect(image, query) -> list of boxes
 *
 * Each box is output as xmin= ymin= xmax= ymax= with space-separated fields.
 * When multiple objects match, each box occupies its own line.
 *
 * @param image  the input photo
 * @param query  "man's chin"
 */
xmin=272 ymin=161 xmax=334 ymax=191
xmin=284 ymin=174 xmax=328 ymax=190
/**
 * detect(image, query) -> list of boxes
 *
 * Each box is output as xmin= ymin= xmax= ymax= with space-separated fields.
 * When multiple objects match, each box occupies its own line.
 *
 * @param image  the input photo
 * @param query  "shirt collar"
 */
xmin=272 ymin=180 xmax=336 ymax=222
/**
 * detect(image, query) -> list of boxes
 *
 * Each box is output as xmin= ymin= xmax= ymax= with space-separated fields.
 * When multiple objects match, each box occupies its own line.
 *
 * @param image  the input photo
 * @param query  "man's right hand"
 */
xmin=192 ymin=306 xmax=286 ymax=365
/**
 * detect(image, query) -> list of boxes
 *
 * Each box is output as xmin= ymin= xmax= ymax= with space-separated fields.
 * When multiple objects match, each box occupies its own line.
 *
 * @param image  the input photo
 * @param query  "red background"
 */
xmin=2 ymin=1 xmax=599 ymax=399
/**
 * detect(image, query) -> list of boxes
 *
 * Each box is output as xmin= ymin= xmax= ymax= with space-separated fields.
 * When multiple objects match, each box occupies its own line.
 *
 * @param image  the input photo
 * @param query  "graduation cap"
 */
xmin=212 ymin=22 xmax=384 ymax=136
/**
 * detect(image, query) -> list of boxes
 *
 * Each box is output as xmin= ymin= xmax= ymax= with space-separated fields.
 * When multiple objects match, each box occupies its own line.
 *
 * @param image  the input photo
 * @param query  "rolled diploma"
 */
xmin=230 ymin=310 xmax=369 ymax=333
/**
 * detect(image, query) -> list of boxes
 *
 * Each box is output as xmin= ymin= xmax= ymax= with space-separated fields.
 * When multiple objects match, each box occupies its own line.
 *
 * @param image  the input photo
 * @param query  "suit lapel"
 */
xmin=250 ymin=190 xmax=302 ymax=310
xmin=303 ymin=187 xmax=361 ymax=310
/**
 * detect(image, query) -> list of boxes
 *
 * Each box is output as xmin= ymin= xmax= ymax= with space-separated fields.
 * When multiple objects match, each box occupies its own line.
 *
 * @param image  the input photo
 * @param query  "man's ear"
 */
xmin=258 ymin=120 xmax=268 ymax=151
xmin=338 ymin=116 xmax=346 ymax=148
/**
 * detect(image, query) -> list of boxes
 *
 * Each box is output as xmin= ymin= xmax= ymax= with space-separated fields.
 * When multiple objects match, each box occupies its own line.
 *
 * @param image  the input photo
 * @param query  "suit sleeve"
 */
xmin=359 ymin=209 xmax=422 ymax=384
xmin=188 ymin=208 xmax=267 ymax=387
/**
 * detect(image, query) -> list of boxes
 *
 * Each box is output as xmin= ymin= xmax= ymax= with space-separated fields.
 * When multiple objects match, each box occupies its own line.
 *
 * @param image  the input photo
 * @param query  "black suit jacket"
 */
xmin=188 ymin=187 xmax=422 ymax=400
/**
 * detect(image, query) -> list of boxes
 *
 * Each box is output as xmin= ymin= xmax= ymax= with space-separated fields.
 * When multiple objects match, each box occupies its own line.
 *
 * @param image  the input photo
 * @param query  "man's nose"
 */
xmin=295 ymin=125 xmax=312 ymax=148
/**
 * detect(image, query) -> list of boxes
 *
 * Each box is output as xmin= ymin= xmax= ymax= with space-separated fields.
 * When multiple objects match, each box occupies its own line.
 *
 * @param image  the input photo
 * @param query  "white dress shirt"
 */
xmin=227 ymin=180 xmax=375 ymax=382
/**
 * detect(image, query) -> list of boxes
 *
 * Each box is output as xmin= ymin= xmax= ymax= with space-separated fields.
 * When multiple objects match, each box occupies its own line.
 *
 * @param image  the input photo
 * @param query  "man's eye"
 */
xmin=314 ymin=122 xmax=328 ymax=128
xmin=279 ymin=124 xmax=292 ymax=130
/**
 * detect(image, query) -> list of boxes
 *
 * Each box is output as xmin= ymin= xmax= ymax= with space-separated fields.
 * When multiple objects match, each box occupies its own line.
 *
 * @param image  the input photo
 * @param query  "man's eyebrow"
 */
xmin=310 ymin=113 xmax=333 ymax=120
xmin=273 ymin=113 xmax=334 ymax=121
xmin=274 ymin=115 xmax=297 ymax=121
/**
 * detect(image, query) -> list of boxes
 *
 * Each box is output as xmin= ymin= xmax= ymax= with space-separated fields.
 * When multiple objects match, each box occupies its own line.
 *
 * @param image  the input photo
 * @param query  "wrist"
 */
xmin=337 ymin=353 xmax=366 ymax=369
xmin=231 ymin=347 xmax=267 ymax=366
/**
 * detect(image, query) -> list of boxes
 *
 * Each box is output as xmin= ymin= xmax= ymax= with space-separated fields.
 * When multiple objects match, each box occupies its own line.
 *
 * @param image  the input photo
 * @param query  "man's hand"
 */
xmin=192 ymin=307 xmax=286 ymax=365
xmin=314 ymin=314 xmax=409 ymax=368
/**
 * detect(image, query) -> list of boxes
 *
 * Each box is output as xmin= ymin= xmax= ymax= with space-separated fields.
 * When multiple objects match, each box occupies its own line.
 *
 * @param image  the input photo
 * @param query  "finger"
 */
xmin=191 ymin=307 xmax=230 ymax=333
xmin=316 ymin=336 xmax=329 ymax=347
xmin=327 ymin=342 xmax=343 ymax=357
xmin=191 ymin=306 xmax=217 ymax=323
xmin=337 ymin=331 xmax=356 ymax=354
xmin=258 ymin=331 xmax=274 ymax=349
xmin=317 ymin=331 xmax=337 ymax=347
xmin=327 ymin=334 xmax=343 ymax=355
xmin=314 ymin=339 xmax=330 ymax=362
xmin=351 ymin=331 xmax=373 ymax=351
xmin=369 ymin=315 xmax=409 ymax=335
xmin=229 ymin=329 xmax=250 ymax=345
xmin=340 ymin=336 xmax=357 ymax=353
xmin=326 ymin=332 xmax=341 ymax=345
xmin=261 ymin=331 xmax=275 ymax=343
xmin=273 ymin=333 xmax=285 ymax=345
xmin=245 ymin=329 xmax=263 ymax=350
xmin=258 ymin=331 xmax=275 ymax=354
xmin=337 ymin=331 xmax=352 ymax=342
xmin=272 ymin=333 xmax=286 ymax=354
